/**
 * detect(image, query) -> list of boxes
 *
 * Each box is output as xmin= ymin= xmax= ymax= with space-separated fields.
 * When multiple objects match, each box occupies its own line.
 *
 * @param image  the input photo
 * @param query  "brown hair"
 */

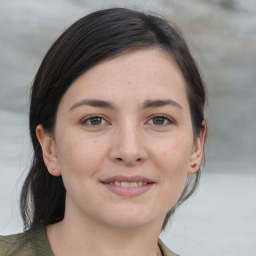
xmin=20 ymin=7 xmax=206 ymax=230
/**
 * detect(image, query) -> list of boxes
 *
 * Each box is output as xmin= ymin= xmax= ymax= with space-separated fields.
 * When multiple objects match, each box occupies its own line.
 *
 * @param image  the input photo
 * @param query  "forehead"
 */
xmin=59 ymin=48 xmax=189 ymax=110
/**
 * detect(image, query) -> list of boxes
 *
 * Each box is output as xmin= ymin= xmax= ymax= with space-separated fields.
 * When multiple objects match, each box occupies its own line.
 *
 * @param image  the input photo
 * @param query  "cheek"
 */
xmin=154 ymin=134 xmax=193 ymax=173
xmin=152 ymin=135 xmax=193 ymax=202
xmin=56 ymin=133 xmax=108 ymax=182
xmin=57 ymin=128 xmax=104 ymax=163
xmin=56 ymin=137 xmax=105 ymax=198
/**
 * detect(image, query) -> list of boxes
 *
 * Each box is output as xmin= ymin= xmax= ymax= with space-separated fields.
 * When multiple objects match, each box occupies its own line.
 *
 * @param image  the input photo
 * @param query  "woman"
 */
xmin=0 ymin=8 xmax=206 ymax=256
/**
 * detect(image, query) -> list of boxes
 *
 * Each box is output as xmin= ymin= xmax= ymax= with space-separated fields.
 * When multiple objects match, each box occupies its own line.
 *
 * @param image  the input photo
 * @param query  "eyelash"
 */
xmin=81 ymin=114 xmax=175 ymax=127
xmin=147 ymin=115 xmax=175 ymax=127
xmin=81 ymin=115 xmax=109 ymax=126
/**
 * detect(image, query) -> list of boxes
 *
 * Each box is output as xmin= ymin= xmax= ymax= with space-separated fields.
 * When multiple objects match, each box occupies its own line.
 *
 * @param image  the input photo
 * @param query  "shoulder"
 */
xmin=0 ymin=225 xmax=54 ymax=256
xmin=158 ymin=239 xmax=180 ymax=256
xmin=0 ymin=230 xmax=35 ymax=256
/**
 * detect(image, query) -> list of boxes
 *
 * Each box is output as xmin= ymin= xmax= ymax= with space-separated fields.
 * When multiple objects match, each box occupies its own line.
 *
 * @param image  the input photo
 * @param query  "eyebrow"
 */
xmin=142 ymin=99 xmax=183 ymax=110
xmin=69 ymin=98 xmax=183 ymax=111
xmin=69 ymin=99 xmax=115 ymax=111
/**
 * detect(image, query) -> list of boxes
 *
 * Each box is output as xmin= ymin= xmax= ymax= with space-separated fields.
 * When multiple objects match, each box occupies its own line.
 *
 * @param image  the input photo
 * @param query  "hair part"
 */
xmin=20 ymin=7 xmax=206 ymax=231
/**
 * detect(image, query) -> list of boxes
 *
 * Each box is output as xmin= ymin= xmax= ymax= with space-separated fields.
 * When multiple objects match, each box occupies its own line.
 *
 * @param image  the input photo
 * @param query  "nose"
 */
xmin=109 ymin=125 xmax=148 ymax=166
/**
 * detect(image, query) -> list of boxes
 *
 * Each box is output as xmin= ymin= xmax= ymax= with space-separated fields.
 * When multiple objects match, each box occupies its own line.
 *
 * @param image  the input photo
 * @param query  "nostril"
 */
xmin=115 ymin=157 xmax=143 ymax=164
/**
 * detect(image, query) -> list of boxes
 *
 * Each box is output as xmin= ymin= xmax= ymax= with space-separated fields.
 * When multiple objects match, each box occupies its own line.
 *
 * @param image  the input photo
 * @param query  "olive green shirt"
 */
xmin=0 ymin=225 xmax=179 ymax=256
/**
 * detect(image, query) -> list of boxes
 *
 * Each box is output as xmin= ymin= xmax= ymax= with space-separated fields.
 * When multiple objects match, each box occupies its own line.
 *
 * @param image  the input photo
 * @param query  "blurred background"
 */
xmin=0 ymin=0 xmax=255 ymax=255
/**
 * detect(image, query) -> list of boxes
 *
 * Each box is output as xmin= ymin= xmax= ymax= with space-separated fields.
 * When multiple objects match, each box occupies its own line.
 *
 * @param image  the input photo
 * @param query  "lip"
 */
xmin=101 ymin=176 xmax=155 ymax=197
xmin=101 ymin=175 xmax=154 ymax=183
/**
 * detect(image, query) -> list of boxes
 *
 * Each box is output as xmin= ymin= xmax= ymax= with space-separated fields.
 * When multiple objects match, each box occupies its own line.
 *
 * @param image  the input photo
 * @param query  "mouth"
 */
xmin=103 ymin=181 xmax=152 ymax=187
xmin=101 ymin=176 xmax=155 ymax=196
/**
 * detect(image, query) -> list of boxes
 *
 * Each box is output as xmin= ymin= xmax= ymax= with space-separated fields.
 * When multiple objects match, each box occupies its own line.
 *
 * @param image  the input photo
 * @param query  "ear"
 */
xmin=188 ymin=121 xmax=207 ymax=174
xmin=36 ymin=124 xmax=61 ymax=176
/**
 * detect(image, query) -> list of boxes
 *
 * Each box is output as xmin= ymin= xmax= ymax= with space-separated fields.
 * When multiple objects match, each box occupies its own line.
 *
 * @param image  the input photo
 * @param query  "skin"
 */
xmin=37 ymin=48 xmax=205 ymax=256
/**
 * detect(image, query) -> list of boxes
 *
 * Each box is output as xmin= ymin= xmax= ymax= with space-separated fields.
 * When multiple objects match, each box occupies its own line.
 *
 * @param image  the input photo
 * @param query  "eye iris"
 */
xmin=153 ymin=116 xmax=165 ymax=125
xmin=90 ymin=117 xmax=102 ymax=125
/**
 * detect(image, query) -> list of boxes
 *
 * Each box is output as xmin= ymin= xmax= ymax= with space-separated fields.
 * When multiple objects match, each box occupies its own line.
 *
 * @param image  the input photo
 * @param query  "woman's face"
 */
xmin=38 ymin=48 xmax=205 ymax=229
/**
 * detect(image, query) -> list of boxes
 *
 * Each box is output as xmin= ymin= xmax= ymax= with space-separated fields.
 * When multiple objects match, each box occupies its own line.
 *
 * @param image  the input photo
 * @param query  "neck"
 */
xmin=47 ymin=211 xmax=163 ymax=256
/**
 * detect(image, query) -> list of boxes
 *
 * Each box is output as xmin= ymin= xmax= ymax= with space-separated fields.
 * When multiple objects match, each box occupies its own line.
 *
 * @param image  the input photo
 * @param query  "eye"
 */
xmin=82 ymin=115 xmax=109 ymax=126
xmin=147 ymin=115 xmax=174 ymax=126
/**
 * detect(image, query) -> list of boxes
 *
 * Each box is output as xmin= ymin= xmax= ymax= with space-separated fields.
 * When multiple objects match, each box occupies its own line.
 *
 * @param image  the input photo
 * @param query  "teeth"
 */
xmin=130 ymin=182 xmax=137 ymax=187
xmin=114 ymin=181 xmax=120 ymax=186
xmin=108 ymin=181 xmax=148 ymax=187
xmin=121 ymin=182 xmax=129 ymax=187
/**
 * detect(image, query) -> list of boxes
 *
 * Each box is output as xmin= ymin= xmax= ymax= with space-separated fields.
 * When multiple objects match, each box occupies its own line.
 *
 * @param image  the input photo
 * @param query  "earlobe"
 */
xmin=188 ymin=121 xmax=206 ymax=174
xmin=36 ymin=124 xmax=61 ymax=176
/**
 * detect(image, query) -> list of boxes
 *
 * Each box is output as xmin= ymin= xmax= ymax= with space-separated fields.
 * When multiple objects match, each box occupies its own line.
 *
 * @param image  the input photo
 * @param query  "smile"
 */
xmin=101 ymin=176 xmax=155 ymax=196
xmin=106 ymin=181 xmax=149 ymax=187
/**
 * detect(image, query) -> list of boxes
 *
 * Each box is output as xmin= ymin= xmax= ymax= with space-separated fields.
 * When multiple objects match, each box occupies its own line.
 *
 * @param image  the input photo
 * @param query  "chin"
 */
xmin=106 ymin=218 xmax=154 ymax=229
xmin=101 ymin=208 xmax=164 ymax=229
